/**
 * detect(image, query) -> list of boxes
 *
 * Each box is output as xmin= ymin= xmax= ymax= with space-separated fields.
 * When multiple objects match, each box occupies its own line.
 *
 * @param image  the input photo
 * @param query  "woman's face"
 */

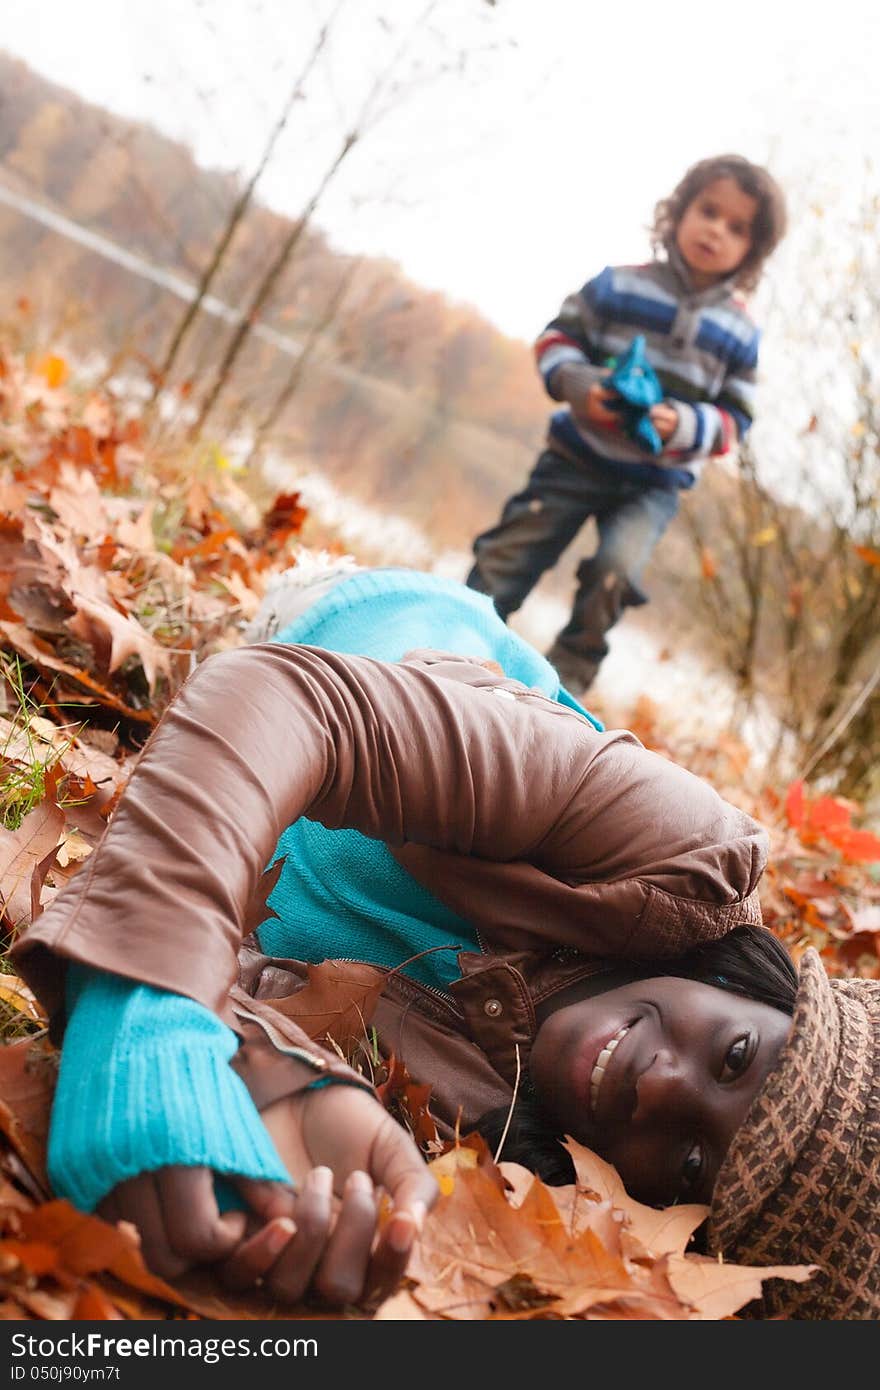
xmin=529 ymin=976 xmax=791 ymax=1207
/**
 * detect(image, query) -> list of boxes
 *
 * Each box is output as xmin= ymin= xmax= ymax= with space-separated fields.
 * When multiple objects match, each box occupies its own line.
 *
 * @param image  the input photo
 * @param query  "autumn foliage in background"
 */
xmin=0 ymin=344 xmax=878 ymax=1321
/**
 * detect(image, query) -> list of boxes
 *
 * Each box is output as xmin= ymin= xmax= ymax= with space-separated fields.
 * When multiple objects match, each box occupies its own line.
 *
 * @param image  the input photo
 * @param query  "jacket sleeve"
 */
xmin=12 ymin=643 xmax=768 ymax=1028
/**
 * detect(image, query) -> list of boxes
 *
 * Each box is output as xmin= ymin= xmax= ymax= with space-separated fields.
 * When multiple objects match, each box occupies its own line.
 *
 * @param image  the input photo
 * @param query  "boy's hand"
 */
xmin=579 ymin=380 xmax=623 ymax=431
xmin=649 ymin=402 xmax=679 ymax=442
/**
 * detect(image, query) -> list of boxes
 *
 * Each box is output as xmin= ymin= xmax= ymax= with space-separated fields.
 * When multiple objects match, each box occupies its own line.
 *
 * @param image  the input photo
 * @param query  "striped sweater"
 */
xmin=535 ymin=246 xmax=760 ymax=488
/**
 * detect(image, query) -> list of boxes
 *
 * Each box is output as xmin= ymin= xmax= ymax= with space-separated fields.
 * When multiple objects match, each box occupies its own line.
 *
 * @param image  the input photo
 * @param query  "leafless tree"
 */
xmin=150 ymin=2 xmax=344 ymax=402
xmin=189 ymin=1 xmax=446 ymax=436
xmin=242 ymin=253 xmax=364 ymax=468
xmin=682 ymin=180 xmax=880 ymax=801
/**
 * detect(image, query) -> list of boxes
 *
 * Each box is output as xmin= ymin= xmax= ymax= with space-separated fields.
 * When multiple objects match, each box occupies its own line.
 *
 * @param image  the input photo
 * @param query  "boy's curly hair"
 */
xmin=651 ymin=153 xmax=787 ymax=293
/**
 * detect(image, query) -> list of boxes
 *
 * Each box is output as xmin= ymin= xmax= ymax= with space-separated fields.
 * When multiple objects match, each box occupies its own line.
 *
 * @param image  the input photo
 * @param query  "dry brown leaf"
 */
xmin=0 ymin=1037 xmax=57 ymax=1196
xmin=0 ymin=714 xmax=123 ymax=805
xmin=53 ymin=830 xmax=94 ymax=869
xmin=666 ymin=1252 xmax=817 ymax=1320
xmin=848 ymin=903 xmax=880 ymax=933
xmin=21 ymin=513 xmax=110 ymax=607
xmin=80 ymin=395 xmax=113 ymax=441
xmin=3 ymin=1282 xmax=79 ymax=1319
xmin=266 ymin=958 xmax=388 ymax=1048
xmin=410 ymin=1149 xmax=681 ymax=1319
xmin=0 ymin=1201 xmax=222 ymax=1320
xmin=113 ymin=502 xmax=157 ymax=555
xmin=67 ymin=594 xmax=171 ymax=692
xmin=0 ymin=800 xmax=65 ymax=929
xmin=375 ymin=1054 xmax=437 ymax=1148
xmin=562 ymin=1139 xmax=708 ymax=1256
xmin=1 ymin=1202 xmax=248 ymax=1321
xmin=373 ymin=1289 xmax=436 ymax=1319
xmin=47 ymin=464 xmax=109 ymax=541
xmin=70 ymin=1286 xmax=123 ymax=1320
xmin=0 ymin=977 xmax=44 ymax=1023
xmin=0 ymin=483 xmax=30 ymax=519
xmin=0 ymin=622 xmax=155 ymax=723
xmin=214 ymin=570 xmax=263 ymax=619
xmin=412 ymin=1141 xmax=815 ymax=1321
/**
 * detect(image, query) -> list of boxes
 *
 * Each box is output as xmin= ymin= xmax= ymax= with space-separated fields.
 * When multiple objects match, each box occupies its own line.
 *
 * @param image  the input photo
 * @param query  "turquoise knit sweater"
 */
xmin=51 ymin=570 xmax=600 ymax=1212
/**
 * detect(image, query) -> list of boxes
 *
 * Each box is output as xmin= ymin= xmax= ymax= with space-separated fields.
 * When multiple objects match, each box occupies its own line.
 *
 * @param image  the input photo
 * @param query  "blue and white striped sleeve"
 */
xmin=534 ymin=268 xmax=613 ymax=403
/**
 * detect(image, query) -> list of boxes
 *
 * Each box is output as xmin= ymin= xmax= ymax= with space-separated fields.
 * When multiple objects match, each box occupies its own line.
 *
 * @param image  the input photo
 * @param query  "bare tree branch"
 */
xmin=151 ymin=2 xmax=344 ymax=401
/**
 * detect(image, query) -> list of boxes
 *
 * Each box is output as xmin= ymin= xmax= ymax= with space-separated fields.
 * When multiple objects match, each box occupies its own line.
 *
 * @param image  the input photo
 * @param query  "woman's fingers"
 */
xmin=98 ymin=1172 xmax=191 ymax=1280
xmin=234 ymin=1176 xmax=298 ymax=1223
xmin=365 ymin=1202 xmax=423 ymax=1304
xmin=217 ymin=1216 xmax=299 ymax=1293
xmin=155 ymin=1167 xmax=248 ymax=1267
xmin=368 ymin=1110 xmax=440 ymax=1224
xmin=310 ymin=1170 xmax=380 ymax=1306
xmin=221 ymin=1169 xmax=382 ymax=1307
xmin=101 ymin=1167 xmax=247 ymax=1280
xmin=258 ymin=1165 xmax=335 ymax=1304
xmin=98 ymin=1150 xmax=433 ymax=1307
xmin=359 ymin=1117 xmax=438 ymax=1301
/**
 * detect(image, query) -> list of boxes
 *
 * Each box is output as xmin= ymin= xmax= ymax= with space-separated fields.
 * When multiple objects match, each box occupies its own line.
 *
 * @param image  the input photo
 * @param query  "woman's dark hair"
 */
xmin=651 ymin=153 xmax=787 ymax=293
xmin=475 ymin=926 xmax=798 ymax=1187
xmin=647 ymin=922 xmax=798 ymax=1015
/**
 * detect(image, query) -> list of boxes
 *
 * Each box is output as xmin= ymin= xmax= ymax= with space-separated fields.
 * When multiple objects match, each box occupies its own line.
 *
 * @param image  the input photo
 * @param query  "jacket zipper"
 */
xmin=331 ymin=955 xmax=465 ymax=1023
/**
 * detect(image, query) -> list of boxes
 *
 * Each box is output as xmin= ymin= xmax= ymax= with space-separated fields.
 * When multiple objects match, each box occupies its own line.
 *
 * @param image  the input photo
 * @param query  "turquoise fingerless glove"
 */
xmin=48 ymin=965 xmax=291 ymax=1213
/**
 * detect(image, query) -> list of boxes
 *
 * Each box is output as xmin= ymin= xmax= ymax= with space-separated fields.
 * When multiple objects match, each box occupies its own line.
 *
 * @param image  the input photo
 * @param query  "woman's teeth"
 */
xmin=590 ymin=1024 xmax=630 ymax=1116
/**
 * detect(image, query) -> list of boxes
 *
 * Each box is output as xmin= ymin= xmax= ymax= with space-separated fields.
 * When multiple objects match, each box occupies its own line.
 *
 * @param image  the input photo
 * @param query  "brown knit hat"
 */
xmin=707 ymin=947 xmax=880 ymax=1319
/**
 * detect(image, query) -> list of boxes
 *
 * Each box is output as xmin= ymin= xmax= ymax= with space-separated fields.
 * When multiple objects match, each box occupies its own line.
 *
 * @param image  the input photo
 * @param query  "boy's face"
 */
xmin=675 ymin=176 xmax=757 ymax=288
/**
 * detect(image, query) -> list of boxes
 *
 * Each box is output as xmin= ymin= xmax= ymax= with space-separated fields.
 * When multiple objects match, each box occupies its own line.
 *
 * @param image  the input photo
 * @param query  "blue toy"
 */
xmin=604 ymin=334 xmax=664 ymax=455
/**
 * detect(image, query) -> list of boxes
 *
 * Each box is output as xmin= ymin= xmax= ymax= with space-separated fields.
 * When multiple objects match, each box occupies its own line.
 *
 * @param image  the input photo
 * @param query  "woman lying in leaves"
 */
xmin=11 ymin=566 xmax=879 ymax=1319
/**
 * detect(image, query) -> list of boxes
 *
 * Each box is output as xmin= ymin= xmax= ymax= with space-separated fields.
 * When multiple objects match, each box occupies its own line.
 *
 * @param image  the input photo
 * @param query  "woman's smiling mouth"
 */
xmin=589 ymin=1023 xmax=630 ymax=1117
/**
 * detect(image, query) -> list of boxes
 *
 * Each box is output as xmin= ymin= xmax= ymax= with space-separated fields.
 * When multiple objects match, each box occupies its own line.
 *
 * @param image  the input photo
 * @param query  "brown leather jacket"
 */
xmin=12 ymin=643 xmax=768 ymax=1128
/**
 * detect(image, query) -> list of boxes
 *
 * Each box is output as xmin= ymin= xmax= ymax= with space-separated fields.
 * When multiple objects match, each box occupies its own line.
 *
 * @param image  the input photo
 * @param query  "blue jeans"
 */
xmin=466 ymin=448 xmax=680 ymax=690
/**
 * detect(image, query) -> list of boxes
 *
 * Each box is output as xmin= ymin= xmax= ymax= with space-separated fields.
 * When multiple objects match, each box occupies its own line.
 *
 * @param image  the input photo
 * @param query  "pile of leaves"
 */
xmin=0 ymin=341 xmax=876 ymax=1320
xmin=0 ymin=344 xmax=317 ymax=947
xmin=0 ymin=347 xmax=310 ymax=737
xmin=621 ymin=695 xmax=880 ymax=981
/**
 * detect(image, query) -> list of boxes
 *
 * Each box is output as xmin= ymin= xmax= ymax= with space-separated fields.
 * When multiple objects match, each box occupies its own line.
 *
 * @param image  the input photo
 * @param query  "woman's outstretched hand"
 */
xmin=98 ymin=1083 xmax=438 ymax=1309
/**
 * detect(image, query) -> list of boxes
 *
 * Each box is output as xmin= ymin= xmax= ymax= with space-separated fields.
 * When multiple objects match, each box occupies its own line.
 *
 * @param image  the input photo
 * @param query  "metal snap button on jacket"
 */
xmin=483 ymin=998 xmax=503 ymax=1017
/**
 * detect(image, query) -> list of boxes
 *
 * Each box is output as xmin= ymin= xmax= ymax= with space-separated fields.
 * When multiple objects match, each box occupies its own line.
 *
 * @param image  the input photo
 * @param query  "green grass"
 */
xmin=0 ymin=655 xmax=70 ymax=832
xmin=0 ymin=656 xmax=63 ymax=1040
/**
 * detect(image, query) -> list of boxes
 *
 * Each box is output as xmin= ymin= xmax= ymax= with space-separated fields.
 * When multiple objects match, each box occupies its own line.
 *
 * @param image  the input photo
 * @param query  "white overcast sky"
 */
xmin=2 ymin=0 xmax=880 ymax=341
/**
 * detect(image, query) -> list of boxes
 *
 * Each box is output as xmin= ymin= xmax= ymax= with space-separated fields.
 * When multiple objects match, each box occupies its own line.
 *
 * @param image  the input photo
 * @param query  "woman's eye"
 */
xmin=680 ymin=1141 xmax=704 ymax=1195
xmin=721 ymin=1034 xmax=750 ymax=1081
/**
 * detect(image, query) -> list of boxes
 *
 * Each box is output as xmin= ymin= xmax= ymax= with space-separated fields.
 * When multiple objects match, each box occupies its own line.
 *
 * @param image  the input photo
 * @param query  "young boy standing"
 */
xmin=465 ymin=154 xmax=787 ymax=694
